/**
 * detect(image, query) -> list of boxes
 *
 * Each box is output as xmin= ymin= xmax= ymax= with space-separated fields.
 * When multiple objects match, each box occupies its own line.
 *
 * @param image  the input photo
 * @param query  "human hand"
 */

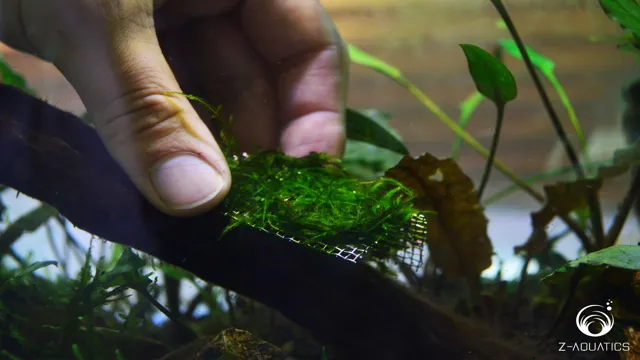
xmin=0 ymin=0 xmax=347 ymax=216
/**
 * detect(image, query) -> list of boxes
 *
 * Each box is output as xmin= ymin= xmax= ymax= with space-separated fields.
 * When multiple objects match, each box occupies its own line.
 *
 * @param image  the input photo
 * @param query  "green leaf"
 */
xmin=343 ymin=110 xmax=405 ymax=180
xmin=452 ymin=91 xmax=485 ymax=159
xmin=0 ymin=57 xmax=33 ymax=94
xmin=599 ymin=0 xmax=640 ymax=36
xmin=13 ymin=260 xmax=58 ymax=278
xmin=498 ymin=39 xmax=587 ymax=153
xmin=460 ymin=44 xmax=518 ymax=106
xmin=0 ymin=260 xmax=58 ymax=295
xmin=0 ymin=205 xmax=58 ymax=255
xmin=97 ymin=247 xmax=147 ymax=287
xmin=542 ymin=245 xmax=640 ymax=287
xmin=161 ymin=264 xmax=194 ymax=281
xmin=498 ymin=39 xmax=555 ymax=74
xmin=347 ymin=44 xmax=404 ymax=80
xmin=345 ymin=108 xmax=409 ymax=155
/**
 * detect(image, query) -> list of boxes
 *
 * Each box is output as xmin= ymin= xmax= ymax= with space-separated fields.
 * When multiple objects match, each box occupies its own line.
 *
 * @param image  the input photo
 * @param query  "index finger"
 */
xmin=240 ymin=0 xmax=348 ymax=158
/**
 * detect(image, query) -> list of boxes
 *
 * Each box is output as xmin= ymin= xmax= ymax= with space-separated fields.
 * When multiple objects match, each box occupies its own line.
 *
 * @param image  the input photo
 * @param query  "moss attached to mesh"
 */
xmin=166 ymin=92 xmax=426 ymax=267
xmin=223 ymin=150 xmax=424 ymax=265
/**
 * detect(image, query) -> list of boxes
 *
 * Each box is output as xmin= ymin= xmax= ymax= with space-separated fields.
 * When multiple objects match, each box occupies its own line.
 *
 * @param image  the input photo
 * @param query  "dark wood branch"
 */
xmin=0 ymin=85 xmax=561 ymax=360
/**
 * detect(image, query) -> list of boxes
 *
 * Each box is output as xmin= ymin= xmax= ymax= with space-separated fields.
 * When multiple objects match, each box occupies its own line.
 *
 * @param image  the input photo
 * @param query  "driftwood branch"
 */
xmin=0 ymin=85 xmax=559 ymax=360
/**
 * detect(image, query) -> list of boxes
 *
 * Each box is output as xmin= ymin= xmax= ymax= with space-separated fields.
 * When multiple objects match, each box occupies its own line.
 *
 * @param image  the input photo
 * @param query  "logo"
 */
xmin=576 ymin=300 xmax=615 ymax=338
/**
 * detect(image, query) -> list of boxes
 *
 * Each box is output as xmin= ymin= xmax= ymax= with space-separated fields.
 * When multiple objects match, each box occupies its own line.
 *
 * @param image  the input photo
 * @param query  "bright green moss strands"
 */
xmin=166 ymin=92 xmax=427 ymax=269
xmin=222 ymin=150 xmax=427 ymax=269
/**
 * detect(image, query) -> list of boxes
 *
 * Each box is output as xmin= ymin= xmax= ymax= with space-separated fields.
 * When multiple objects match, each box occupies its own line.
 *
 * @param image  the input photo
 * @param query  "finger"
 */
xmin=40 ymin=1 xmax=231 ymax=216
xmin=176 ymin=17 xmax=280 ymax=153
xmin=240 ymin=0 xmax=348 ymax=158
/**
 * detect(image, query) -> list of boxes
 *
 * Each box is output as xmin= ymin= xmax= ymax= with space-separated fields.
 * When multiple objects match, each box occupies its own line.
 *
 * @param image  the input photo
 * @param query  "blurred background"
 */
xmin=1 ymin=0 xmax=639 ymax=283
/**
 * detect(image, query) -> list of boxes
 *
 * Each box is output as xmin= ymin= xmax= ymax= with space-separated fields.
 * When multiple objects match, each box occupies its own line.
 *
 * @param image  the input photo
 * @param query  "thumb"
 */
xmin=41 ymin=2 xmax=231 ymax=216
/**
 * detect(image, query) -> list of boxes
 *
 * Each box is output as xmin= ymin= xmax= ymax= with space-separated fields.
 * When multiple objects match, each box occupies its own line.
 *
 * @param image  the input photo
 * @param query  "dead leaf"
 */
xmin=624 ymin=326 xmax=640 ymax=360
xmin=531 ymin=179 xmax=602 ymax=229
xmin=514 ymin=227 xmax=548 ymax=256
xmin=515 ymin=179 xmax=601 ymax=257
xmin=384 ymin=153 xmax=493 ymax=279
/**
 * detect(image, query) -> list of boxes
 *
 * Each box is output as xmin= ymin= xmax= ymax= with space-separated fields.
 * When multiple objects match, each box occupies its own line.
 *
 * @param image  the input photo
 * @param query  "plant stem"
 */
xmin=350 ymin=44 xmax=592 ymax=252
xmin=483 ymin=160 xmax=610 ymax=206
xmin=477 ymin=105 xmax=505 ymax=201
xmin=490 ymin=0 xmax=583 ymax=177
xmin=490 ymin=0 xmax=604 ymax=251
xmin=398 ymin=78 xmax=538 ymax=198
xmin=395 ymin=77 xmax=592 ymax=250
xmin=548 ymin=75 xmax=588 ymax=161
xmin=511 ymin=254 xmax=531 ymax=327
xmin=605 ymin=168 xmax=640 ymax=247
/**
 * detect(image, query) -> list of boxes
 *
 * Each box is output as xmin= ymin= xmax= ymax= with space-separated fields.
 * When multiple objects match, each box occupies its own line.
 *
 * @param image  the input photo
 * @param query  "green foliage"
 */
xmin=542 ymin=245 xmax=640 ymax=288
xmin=223 ymin=150 xmax=425 ymax=266
xmin=599 ymin=0 xmax=640 ymax=59
xmin=0 ymin=243 xmax=172 ymax=360
xmin=452 ymin=91 xmax=484 ymax=160
xmin=348 ymin=44 xmax=403 ymax=79
xmin=460 ymin=43 xmax=517 ymax=199
xmin=0 ymin=205 xmax=58 ymax=257
xmin=0 ymin=57 xmax=33 ymax=94
xmin=498 ymin=39 xmax=586 ymax=155
xmin=600 ymin=0 xmax=640 ymax=36
xmin=460 ymin=44 xmax=518 ymax=106
xmin=342 ymin=109 xmax=405 ymax=180
xmin=0 ymin=260 xmax=58 ymax=295
xmin=345 ymin=108 xmax=409 ymax=155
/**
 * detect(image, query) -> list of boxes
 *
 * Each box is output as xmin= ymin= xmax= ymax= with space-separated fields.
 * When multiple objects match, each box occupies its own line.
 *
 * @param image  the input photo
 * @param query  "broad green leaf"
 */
xmin=542 ymin=245 xmax=640 ymax=287
xmin=600 ymin=0 xmax=640 ymax=36
xmin=0 ymin=205 xmax=58 ymax=255
xmin=535 ymin=250 xmax=570 ymax=271
xmin=345 ymin=108 xmax=409 ymax=155
xmin=498 ymin=39 xmax=555 ymax=74
xmin=347 ymin=44 xmax=403 ymax=80
xmin=0 ymin=57 xmax=33 ymax=94
xmin=459 ymin=44 xmax=517 ymax=106
xmin=343 ymin=109 xmax=404 ymax=180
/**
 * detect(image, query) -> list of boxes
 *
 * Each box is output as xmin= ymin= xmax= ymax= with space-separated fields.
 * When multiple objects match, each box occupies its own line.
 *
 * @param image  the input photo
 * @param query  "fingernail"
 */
xmin=150 ymin=153 xmax=223 ymax=210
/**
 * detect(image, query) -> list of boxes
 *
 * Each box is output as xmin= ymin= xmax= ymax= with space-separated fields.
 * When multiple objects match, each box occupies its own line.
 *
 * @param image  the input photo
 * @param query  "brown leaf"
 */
xmin=515 ymin=179 xmax=602 ymax=257
xmin=624 ymin=326 xmax=640 ymax=360
xmin=385 ymin=153 xmax=493 ymax=279
xmin=531 ymin=179 xmax=602 ymax=229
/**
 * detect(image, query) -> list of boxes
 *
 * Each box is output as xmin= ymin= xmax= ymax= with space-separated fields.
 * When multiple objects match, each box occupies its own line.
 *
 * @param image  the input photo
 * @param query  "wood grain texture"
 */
xmin=320 ymin=0 xmax=639 ymax=207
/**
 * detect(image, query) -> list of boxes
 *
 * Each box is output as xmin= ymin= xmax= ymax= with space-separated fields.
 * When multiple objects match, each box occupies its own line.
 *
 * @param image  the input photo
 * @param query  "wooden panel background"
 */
xmin=326 ymin=0 xmax=639 ymax=210
xmin=0 ymin=0 xmax=638 ymax=210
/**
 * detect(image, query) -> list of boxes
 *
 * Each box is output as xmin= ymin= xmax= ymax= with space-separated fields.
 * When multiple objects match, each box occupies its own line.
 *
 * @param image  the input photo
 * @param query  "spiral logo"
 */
xmin=576 ymin=301 xmax=615 ymax=337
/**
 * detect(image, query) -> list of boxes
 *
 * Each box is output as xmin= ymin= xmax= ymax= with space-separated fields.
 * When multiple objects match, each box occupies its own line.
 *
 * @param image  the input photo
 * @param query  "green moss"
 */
xmin=223 ymin=150 xmax=427 ymax=267
xmin=168 ymin=92 xmax=427 ymax=268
